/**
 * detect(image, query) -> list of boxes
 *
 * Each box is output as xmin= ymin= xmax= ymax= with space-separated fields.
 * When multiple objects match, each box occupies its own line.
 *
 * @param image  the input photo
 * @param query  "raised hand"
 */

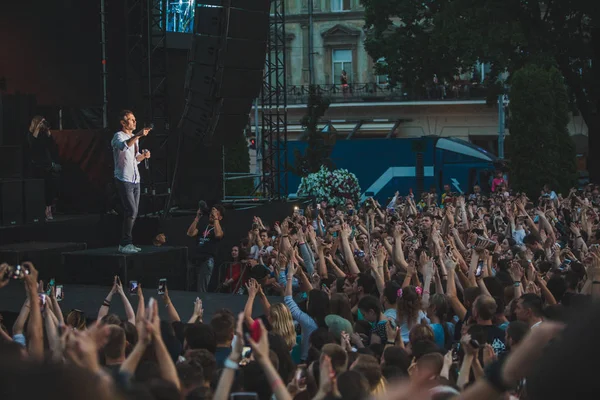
xmin=246 ymin=279 xmax=260 ymax=297
xmin=509 ymin=261 xmax=524 ymax=281
xmin=340 ymin=223 xmax=352 ymax=239
xmin=482 ymin=343 xmax=497 ymax=367
xmin=192 ymin=297 xmax=203 ymax=322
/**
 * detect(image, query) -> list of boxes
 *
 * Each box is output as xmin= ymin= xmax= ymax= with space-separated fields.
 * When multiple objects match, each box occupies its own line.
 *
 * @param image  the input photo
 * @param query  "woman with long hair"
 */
xmin=396 ymin=285 xmax=430 ymax=343
xmin=221 ymin=245 xmax=247 ymax=293
xmin=243 ymin=280 xmax=298 ymax=354
xmin=427 ymin=293 xmax=454 ymax=350
xmin=25 ymin=115 xmax=61 ymax=220
xmin=329 ymin=293 xmax=354 ymax=323
xmin=269 ymin=303 xmax=297 ymax=352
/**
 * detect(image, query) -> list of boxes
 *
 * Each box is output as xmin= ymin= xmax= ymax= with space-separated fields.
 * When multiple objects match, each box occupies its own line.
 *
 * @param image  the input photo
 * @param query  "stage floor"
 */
xmin=0 ymin=283 xmax=279 ymax=323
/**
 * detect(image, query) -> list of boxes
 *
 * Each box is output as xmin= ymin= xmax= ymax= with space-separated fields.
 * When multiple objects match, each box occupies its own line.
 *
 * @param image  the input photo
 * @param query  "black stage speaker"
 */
xmin=180 ymin=0 xmax=270 ymax=142
xmin=0 ymin=146 xmax=23 ymax=179
xmin=0 ymin=180 xmax=23 ymax=226
xmin=23 ymin=179 xmax=45 ymax=223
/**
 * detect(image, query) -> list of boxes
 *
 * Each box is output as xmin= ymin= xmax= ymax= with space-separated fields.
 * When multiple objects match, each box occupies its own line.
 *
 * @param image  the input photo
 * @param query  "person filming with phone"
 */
xmin=25 ymin=115 xmax=62 ymax=221
xmin=111 ymin=110 xmax=152 ymax=254
xmin=187 ymin=203 xmax=225 ymax=292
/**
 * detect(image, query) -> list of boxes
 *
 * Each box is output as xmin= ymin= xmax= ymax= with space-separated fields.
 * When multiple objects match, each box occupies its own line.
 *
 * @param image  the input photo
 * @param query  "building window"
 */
xmin=332 ymin=49 xmax=353 ymax=84
xmin=375 ymin=57 xmax=389 ymax=85
xmin=331 ymin=0 xmax=351 ymax=12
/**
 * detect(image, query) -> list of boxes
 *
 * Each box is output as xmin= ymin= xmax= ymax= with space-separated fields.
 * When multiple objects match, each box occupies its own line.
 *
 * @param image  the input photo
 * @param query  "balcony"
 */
xmin=286 ymin=82 xmax=489 ymax=105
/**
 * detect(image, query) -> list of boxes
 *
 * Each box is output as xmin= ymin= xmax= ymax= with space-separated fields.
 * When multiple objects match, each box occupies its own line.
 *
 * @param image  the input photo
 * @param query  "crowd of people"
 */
xmin=1 ymin=181 xmax=600 ymax=400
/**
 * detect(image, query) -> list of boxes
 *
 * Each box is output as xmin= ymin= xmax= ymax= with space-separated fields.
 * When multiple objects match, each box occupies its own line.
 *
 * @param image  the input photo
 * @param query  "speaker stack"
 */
xmin=0 ymin=146 xmax=46 ymax=226
xmin=176 ymin=0 xmax=270 ymax=203
xmin=180 ymin=0 xmax=269 ymax=142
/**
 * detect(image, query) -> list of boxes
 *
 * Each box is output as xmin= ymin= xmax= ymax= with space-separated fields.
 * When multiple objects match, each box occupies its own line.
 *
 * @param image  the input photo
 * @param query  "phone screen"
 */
xmin=295 ymin=365 xmax=307 ymax=391
xmin=129 ymin=281 xmax=138 ymax=295
xmin=47 ymin=279 xmax=55 ymax=295
xmin=158 ymin=279 xmax=167 ymax=295
xmin=56 ymin=285 xmax=64 ymax=301
xmin=242 ymin=346 xmax=252 ymax=358
xmin=39 ymin=294 xmax=47 ymax=311
xmin=476 ymin=261 xmax=484 ymax=277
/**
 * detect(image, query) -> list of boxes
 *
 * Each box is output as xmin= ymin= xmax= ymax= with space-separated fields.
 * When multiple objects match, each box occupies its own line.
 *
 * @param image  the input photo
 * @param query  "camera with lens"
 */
xmin=198 ymin=200 xmax=209 ymax=215
xmin=39 ymin=119 xmax=51 ymax=130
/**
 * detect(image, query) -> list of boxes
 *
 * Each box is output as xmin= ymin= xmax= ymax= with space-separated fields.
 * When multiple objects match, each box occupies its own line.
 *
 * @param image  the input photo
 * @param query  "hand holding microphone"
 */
xmin=143 ymin=149 xmax=151 ymax=169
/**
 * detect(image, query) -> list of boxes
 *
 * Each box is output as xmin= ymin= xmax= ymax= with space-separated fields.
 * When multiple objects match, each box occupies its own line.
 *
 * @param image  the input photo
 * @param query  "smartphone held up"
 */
xmin=158 ymin=278 xmax=167 ymax=295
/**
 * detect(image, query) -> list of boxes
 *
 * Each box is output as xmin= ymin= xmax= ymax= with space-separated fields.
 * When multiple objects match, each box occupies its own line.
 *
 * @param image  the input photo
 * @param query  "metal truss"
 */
xmin=126 ymin=0 xmax=171 ymax=211
xmin=259 ymin=0 xmax=288 ymax=200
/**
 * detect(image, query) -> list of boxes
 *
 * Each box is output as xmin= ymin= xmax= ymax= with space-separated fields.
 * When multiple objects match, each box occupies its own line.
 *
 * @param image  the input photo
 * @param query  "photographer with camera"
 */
xmin=25 ymin=116 xmax=62 ymax=221
xmin=187 ymin=201 xmax=225 ymax=292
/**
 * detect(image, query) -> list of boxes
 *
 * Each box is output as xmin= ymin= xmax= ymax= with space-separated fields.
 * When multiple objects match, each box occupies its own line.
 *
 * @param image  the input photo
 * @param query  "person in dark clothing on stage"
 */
xmin=187 ymin=204 xmax=225 ymax=292
xmin=25 ymin=115 xmax=61 ymax=221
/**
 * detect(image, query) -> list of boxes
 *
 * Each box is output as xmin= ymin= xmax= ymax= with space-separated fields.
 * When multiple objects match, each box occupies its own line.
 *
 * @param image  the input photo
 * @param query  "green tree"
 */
xmin=361 ymin=0 xmax=599 ymax=181
xmin=224 ymin=129 xmax=253 ymax=196
xmin=291 ymin=85 xmax=333 ymax=177
xmin=507 ymin=65 xmax=576 ymax=198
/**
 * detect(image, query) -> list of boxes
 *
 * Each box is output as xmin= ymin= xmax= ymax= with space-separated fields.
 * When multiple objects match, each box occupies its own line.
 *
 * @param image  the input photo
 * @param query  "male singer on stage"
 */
xmin=111 ymin=110 xmax=152 ymax=254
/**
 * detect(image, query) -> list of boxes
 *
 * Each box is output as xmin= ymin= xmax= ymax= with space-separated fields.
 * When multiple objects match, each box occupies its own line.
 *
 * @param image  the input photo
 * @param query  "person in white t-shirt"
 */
xmin=250 ymin=229 xmax=274 ymax=261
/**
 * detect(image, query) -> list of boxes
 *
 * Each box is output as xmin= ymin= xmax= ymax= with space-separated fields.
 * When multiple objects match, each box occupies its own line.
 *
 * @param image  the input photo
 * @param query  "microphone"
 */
xmin=142 ymin=123 xmax=153 ymax=170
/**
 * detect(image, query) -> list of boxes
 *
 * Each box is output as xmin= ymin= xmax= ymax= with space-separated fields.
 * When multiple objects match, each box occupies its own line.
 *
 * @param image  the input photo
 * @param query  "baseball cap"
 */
xmin=325 ymin=314 xmax=353 ymax=340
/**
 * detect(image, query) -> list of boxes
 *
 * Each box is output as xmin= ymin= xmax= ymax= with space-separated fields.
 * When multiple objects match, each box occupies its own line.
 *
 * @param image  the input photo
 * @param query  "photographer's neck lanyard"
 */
xmin=203 ymin=225 xmax=214 ymax=239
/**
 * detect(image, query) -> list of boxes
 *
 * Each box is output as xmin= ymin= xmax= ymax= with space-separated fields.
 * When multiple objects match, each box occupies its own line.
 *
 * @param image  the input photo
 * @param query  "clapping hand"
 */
xmin=192 ymin=297 xmax=203 ymax=322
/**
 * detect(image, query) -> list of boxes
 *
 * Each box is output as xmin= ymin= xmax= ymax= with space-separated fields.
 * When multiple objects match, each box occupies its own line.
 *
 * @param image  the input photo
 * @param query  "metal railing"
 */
xmin=216 ymin=262 xmax=248 ymax=295
xmin=285 ymin=82 xmax=489 ymax=104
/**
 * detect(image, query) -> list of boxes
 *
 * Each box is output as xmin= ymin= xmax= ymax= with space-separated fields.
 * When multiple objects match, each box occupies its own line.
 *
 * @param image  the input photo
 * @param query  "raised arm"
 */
xmin=340 ymin=223 xmax=360 ymax=275
xmin=162 ymin=286 xmax=181 ymax=323
xmin=48 ymin=285 xmax=64 ymax=325
xmin=188 ymin=297 xmax=204 ymax=324
xmin=22 ymin=262 xmax=43 ymax=361
xmin=148 ymin=299 xmax=181 ymax=390
xmin=12 ymin=298 xmax=30 ymax=337
xmin=212 ymin=208 xmax=224 ymax=239
xmin=186 ymin=209 xmax=202 ymax=237
xmin=393 ymin=227 xmax=409 ymax=270
xmin=325 ymin=254 xmax=346 ymax=278
xmin=445 ymin=256 xmax=467 ymax=320
xmin=248 ymin=320 xmax=293 ymax=400
xmin=97 ymin=276 xmax=118 ymax=321
xmin=243 ymin=279 xmax=260 ymax=325
xmin=115 ymin=278 xmax=136 ymax=324
xmin=120 ymin=318 xmax=151 ymax=377
xmin=136 ymin=284 xmax=145 ymax=322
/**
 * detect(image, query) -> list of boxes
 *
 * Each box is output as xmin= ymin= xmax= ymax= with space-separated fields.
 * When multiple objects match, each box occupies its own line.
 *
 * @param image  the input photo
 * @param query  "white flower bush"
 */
xmin=297 ymin=166 xmax=361 ymax=206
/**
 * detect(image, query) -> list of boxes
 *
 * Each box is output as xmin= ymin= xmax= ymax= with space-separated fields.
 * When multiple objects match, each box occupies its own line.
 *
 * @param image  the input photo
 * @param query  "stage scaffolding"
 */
xmin=125 ymin=0 xmax=172 ymax=212
xmin=223 ymin=0 xmax=288 ymax=206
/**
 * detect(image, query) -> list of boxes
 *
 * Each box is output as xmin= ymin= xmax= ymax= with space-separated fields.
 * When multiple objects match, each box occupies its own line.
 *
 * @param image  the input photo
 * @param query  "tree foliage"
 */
xmin=291 ymin=85 xmax=334 ymax=177
xmin=361 ymin=0 xmax=600 ymax=180
xmin=224 ymin=129 xmax=253 ymax=196
xmin=507 ymin=65 xmax=576 ymax=198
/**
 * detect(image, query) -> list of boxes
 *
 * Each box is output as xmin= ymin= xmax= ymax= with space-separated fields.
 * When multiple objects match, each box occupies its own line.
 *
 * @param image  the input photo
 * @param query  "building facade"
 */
xmin=250 ymin=0 xmax=588 ymax=159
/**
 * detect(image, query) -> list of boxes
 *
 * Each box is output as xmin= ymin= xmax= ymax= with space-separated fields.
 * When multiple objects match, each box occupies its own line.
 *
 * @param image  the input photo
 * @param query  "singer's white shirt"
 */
xmin=111 ymin=131 xmax=142 ymax=184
